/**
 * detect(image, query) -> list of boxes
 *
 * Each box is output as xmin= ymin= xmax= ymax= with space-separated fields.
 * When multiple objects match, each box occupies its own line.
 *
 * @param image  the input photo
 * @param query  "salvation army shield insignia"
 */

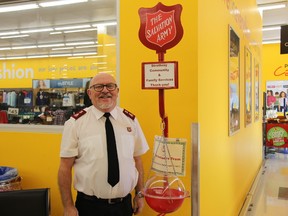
xmin=145 ymin=10 xmax=176 ymax=47
xmin=138 ymin=2 xmax=183 ymax=53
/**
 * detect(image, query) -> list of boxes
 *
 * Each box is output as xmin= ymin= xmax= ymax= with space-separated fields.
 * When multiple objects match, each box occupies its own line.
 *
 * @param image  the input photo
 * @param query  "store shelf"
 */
xmin=0 ymin=124 xmax=63 ymax=134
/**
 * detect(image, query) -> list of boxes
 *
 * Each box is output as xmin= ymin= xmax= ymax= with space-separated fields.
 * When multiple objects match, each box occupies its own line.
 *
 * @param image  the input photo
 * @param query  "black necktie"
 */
xmin=104 ymin=112 xmax=119 ymax=187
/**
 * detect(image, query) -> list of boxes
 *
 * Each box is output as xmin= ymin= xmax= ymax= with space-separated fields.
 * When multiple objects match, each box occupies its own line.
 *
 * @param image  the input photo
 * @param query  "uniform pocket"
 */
xmin=121 ymin=135 xmax=134 ymax=159
xmin=79 ymin=135 xmax=104 ymax=162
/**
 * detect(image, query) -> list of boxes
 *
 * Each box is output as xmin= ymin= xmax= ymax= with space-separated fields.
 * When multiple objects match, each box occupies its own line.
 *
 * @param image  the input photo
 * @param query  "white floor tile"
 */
xmin=247 ymin=152 xmax=288 ymax=216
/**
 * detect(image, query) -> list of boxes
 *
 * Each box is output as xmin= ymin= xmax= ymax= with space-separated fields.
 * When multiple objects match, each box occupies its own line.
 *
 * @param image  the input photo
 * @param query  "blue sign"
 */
xmin=50 ymin=79 xmax=83 ymax=88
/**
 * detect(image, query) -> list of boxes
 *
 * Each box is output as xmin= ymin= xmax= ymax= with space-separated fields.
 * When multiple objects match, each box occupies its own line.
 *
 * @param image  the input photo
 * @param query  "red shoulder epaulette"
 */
xmin=123 ymin=109 xmax=135 ymax=120
xmin=72 ymin=109 xmax=87 ymax=120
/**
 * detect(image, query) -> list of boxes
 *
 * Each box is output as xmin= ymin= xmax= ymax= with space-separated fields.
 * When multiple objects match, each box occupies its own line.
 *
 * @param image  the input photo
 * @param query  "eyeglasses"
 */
xmin=90 ymin=83 xmax=117 ymax=92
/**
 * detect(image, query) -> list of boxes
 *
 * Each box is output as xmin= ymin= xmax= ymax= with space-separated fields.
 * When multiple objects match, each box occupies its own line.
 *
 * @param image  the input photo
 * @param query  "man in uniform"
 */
xmin=58 ymin=73 xmax=149 ymax=216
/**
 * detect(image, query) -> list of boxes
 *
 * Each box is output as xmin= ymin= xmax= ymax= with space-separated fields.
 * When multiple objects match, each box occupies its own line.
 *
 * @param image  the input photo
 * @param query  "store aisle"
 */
xmin=247 ymin=151 xmax=288 ymax=216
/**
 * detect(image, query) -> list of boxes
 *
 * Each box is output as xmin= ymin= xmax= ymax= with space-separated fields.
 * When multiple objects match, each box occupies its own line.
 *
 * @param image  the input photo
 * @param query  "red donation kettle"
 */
xmin=143 ymin=173 xmax=189 ymax=214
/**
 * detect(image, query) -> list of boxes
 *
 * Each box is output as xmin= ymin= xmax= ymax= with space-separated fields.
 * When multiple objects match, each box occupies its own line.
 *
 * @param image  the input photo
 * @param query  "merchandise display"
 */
xmin=0 ymin=78 xmax=91 ymax=125
xmin=0 ymin=166 xmax=22 ymax=192
xmin=264 ymin=113 xmax=288 ymax=157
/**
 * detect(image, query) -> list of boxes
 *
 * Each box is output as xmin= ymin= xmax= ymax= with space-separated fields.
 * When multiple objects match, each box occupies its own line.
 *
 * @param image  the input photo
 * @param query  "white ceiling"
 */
xmin=0 ymin=0 xmax=284 ymax=58
xmin=0 ymin=0 xmax=117 ymax=58
xmin=257 ymin=0 xmax=288 ymax=42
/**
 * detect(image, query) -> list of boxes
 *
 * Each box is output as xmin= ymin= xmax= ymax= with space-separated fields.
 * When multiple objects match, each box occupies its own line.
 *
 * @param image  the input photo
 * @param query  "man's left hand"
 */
xmin=133 ymin=194 xmax=144 ymax=215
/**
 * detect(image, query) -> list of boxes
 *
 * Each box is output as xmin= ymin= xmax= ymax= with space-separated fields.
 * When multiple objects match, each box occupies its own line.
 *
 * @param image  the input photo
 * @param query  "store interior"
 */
xmin=0 ymin=0 xmax=288 ymax=216
xmin=0 ymin=0 xmax=117 ymax=125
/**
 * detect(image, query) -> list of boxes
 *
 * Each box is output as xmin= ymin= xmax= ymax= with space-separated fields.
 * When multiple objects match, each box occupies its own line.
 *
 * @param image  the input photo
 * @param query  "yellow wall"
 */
xmin=0 ymin=1 xmax=263 ymax=216
xmin=120 ymin=1 xmax=197 ymax=215
xmin=0 ymin=132 xmax=62 ymax=216
xmin=198 ymin=0 xmax=262 ymax=215
xmin=120 ymin=0 xmax=262 ymax=215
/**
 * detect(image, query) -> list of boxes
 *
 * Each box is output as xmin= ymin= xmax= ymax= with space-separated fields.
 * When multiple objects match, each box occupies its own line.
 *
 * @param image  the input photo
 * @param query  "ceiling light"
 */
xmin=66 ymin=41 xmax=95 ymax=46
xmin=52 ymin=47 xmax=74 ymax=51
xmin=27 ymin=55 xmax=49 ymax=59
xmin=55 ymin=24 xmax=91 ymax=31
xmin=262 ymin=40 xmax=280 ymax=44
xmin=21 ymin=28 xmax=54 ymax=33
xmin=49 ymin=53 xmax=72 ymax=57
xmin=262 ymin=26 xmax=281 ymax=31
xmin=0 ymin=47 xmax=11 ymax=50
xmin=258 ymin=3 xmax=286 ymax=11
xmin=73 ymin=52 xmax=97 ymax=56
xmin=12 ymin=45 xmax=37 ymax=50
xmin=0 ymin=3 xmax=38 ymax=13
xmin=64 ymin=28 xmax=97 ymax=34
xmin=92 ymin=21 xmax=117 ymax=27
xmin=6 ymin=56 xmax=27 ymax=60
xmin=38 ymin=43 xmax=65 ymax=48
xmin=76 ymin=45 xmax=102 ymax=49
xmin=0 ymin=31 xmax=19 ymax=36
xmin=50 ymin=32 xmax=62 ymax=35
xmin=39 ymin=0 xmax=88 ymax=8
xmin=0 ymin=34 xmax=29 ymax=39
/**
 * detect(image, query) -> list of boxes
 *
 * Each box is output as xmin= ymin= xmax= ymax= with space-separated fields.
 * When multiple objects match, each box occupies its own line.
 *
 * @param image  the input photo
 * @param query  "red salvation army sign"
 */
xmin=138 ymin=2 xmax=183 ymax=53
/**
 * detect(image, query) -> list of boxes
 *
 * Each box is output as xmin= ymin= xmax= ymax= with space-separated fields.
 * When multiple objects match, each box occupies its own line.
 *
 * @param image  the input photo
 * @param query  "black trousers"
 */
xmin=75 ymin=192 xmax=133 ymax=216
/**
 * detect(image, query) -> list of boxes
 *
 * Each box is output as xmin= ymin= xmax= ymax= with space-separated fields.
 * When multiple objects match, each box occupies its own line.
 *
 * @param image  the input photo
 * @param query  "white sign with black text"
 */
xmin=151 ymin=135 xmax=186 ymax=176
xmin=142 ymin=61 xmax=178 ymax=89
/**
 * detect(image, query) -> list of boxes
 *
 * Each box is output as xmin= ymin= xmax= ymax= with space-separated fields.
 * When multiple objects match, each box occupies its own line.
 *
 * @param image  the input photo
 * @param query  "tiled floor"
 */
xmin=247 ymin=151 xmax=288 ymax=216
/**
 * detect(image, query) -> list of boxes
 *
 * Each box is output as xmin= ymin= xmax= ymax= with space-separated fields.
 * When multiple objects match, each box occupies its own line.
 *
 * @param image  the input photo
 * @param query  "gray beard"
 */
xmin=98 ymin=101 xmax=114 ymax=110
